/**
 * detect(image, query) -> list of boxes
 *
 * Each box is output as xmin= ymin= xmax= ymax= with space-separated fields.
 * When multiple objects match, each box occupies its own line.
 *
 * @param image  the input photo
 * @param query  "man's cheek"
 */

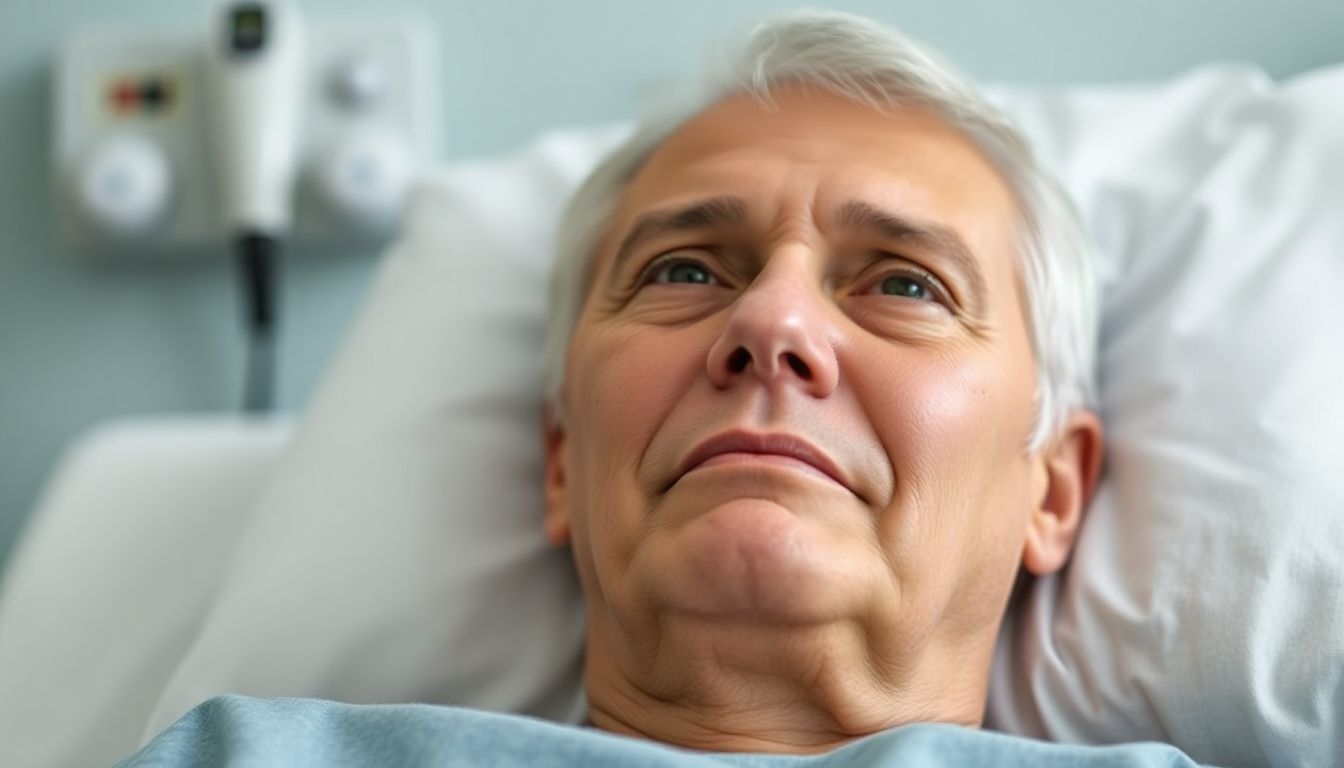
xmin=580 ymin=332 xmax=656 ymax=435
xmin=568 ymin=325 xmax=682 ymax=510
xmin=874 ymin=354 xmax=998 ymax=470
xmin=564 ymin=333 xmax=632 ymax=586
xmin=867 ymin=356 xmax=1007 ymax=544
xmin=581 ymin=324 xmax=697 ymax=429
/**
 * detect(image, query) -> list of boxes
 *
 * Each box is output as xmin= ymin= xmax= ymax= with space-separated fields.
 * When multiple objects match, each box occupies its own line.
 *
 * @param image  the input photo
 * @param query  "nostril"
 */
xmin=728 ymin=347 xmax=751 ymax=373
xmin=784 ymin=353 xmax=812 ymax=380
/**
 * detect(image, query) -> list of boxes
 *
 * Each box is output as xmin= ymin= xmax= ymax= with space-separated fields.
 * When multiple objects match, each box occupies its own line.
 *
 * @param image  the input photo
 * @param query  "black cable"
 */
xmin=235 ymin=231 xmax=279 ymax=413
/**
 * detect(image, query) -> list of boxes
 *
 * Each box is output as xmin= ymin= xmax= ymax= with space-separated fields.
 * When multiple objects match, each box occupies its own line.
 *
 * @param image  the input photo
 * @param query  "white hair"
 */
xmin=543 ymin=9 xmax=1097 ymax=454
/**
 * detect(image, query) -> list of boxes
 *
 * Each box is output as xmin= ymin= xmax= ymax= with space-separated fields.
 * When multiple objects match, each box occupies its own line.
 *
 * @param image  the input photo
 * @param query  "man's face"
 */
xmin=545 ymin=85 xmax=1055 ymax=712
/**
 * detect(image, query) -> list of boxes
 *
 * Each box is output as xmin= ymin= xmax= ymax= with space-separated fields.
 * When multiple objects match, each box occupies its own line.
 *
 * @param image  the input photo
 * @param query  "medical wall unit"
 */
xmin=53 ymin=2 xmax=441 ymax=257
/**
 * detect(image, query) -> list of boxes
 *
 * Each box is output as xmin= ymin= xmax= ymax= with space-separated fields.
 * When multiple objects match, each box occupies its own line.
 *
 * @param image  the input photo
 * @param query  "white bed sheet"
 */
xmin=0 ymin=417 xmax=290 ymax=768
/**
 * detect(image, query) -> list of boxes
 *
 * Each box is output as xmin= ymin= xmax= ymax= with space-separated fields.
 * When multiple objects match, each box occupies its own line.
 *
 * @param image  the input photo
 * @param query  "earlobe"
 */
xmin=1022 ymin=409 xmax=1104 ymax=576
xmin=542 ymin=404 xmax=572 ymax=546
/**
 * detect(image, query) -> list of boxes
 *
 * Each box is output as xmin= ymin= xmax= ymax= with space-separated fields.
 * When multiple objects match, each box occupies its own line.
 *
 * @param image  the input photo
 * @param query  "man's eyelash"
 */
xmin=635 ymin=253 xmax=717 ymax=287
xmin=631 ymin=251 xmax=955 ymax=308
xmin=864 ymin=258 xmax=956 ymax=306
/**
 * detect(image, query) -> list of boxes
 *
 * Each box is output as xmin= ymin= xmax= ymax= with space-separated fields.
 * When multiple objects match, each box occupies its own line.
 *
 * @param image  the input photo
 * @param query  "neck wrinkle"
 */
xmin=581 ymin=637 xmax=928 ymax=756
xmin=586 ymin=697 xmax=863 ymax=755
xmin=578 ymin=588 xmax=997 ymax=754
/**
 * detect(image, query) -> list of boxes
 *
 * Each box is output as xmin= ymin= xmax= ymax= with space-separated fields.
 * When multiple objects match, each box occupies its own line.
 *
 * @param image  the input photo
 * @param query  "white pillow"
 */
xmin=144 ymin=129 xmax=629 ymax=739
xmin=0 ymin=418 xmax=289 ymax=768
xmin=986 ymin=64 xmax=1344 ymax=767
xmin=148 ymin=65 xmax=1344 ymax=766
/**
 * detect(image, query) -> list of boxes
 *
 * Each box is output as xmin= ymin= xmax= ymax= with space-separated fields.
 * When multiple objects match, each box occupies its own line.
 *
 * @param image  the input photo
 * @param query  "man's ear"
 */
xmin=1022 ymin=409 xmax=1104 ymax=576
xmin=542 ymin=403 xmax=572 ymax=546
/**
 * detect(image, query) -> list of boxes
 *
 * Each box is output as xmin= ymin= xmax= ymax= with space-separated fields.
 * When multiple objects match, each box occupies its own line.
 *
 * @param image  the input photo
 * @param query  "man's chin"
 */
xmin=643 ymin=497 xmax=870 ymax=622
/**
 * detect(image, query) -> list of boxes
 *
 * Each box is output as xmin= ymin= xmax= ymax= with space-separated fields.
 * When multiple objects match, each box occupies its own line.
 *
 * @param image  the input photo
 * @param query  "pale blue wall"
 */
xmin=0 ymin=0 xmax=1339 ymax=571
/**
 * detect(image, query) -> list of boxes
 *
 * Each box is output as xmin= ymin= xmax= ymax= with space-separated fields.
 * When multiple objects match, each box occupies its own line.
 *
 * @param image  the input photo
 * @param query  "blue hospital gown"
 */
xmin=117 ymin=694 xmax=1200 ymax=767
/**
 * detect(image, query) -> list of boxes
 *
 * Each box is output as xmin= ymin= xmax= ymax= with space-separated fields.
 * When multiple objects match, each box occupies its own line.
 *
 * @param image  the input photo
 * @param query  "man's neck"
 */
xmin=580 ymin=614 xmax=990 ymax=754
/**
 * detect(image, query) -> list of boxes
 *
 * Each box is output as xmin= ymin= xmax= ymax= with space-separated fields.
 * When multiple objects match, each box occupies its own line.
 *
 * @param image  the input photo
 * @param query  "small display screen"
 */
xmin=230 ymin=5 xmax=267 ymax=53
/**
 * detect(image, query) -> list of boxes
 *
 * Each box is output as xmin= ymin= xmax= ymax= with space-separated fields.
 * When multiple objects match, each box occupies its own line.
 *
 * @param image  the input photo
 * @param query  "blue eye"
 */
xmin=879 ymin=274 xmax=932 ymax=300
xmin=648 ymin=258 xmax=716 ymax=286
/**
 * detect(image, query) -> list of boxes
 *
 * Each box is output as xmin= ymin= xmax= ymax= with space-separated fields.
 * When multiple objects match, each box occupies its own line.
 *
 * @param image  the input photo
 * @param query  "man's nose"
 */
xmin=706 ymin=253 xmax=840 ymax=398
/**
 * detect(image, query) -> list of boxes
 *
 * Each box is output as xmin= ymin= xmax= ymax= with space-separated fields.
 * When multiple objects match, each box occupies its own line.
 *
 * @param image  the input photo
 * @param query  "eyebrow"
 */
xmin=836 ymin=200 xmax=988 ymax=311
xmin=612 ymin=196 xmax=749 ymax=276
xmin=609 ymin=195 xmax=988 ymax=311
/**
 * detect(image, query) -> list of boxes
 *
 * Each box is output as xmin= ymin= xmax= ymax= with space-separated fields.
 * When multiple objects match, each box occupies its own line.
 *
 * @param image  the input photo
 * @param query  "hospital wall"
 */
xmin=0 ymin=0 xmax=1338 ymax=574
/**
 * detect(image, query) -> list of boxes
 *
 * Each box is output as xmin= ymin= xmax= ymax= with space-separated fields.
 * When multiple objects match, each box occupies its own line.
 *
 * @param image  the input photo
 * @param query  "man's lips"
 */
xmin=676 ymin=430 xmax=854 ymax=494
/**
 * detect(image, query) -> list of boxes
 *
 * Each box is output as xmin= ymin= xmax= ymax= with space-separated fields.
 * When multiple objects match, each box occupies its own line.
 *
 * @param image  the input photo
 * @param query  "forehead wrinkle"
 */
xmin=762 ymin=191 xmax=827 ymax=260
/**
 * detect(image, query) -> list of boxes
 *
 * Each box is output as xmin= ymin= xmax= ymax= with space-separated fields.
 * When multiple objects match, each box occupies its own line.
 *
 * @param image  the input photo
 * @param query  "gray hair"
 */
xmin=543 ymin=9 xmax=1097 ymax=454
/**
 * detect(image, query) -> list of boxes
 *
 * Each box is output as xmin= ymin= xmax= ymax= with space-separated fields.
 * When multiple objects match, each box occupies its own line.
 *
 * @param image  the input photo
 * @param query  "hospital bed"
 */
xmin=1 ymin=64 xmax=1342 ymax=768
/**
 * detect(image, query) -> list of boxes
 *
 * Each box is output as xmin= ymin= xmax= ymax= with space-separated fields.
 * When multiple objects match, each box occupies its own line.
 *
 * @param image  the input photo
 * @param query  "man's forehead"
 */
xmin=649 ymin=89 xmax=992 ymax=177
xmin=603 ymin=87 xmax=1022 ymax=285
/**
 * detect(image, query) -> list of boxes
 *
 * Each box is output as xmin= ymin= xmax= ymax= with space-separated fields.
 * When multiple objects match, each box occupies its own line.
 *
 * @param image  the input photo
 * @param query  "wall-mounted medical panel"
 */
xmin=53 ymin=11 xmax=440 ymax=259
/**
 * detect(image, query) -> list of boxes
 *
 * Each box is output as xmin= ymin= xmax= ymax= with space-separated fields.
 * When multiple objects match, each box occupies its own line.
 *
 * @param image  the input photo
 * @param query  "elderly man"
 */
xmin=123 ymin=10 xmax=1197 ymax=767
xmin=536 ymin=8 xmax=1106 ymax=754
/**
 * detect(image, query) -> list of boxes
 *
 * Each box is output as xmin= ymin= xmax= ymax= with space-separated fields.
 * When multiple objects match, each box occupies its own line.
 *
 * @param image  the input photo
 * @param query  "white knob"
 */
xmin=74 ymin=135 xmax=173 ymax=238
xmin=329 ymin=56 xmax=384 ymax=109
xmin=313 ymin=131 xmax=410 ymax=231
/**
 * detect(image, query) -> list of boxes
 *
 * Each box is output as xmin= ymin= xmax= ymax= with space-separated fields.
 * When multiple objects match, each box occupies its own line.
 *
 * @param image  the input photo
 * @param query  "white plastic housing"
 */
xmin=203 ymin=0 xmax=305 ymax=236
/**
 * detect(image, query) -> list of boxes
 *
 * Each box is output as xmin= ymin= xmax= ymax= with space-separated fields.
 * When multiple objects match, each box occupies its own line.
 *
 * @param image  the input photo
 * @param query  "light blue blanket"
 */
xmin=117 ymin=695 xmax=1200 ymax=767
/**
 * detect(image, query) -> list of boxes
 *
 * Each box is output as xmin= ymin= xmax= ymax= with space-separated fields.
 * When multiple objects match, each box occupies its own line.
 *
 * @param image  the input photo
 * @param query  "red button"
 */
xmin=109 ymin=80 xmax=139 ymax=113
